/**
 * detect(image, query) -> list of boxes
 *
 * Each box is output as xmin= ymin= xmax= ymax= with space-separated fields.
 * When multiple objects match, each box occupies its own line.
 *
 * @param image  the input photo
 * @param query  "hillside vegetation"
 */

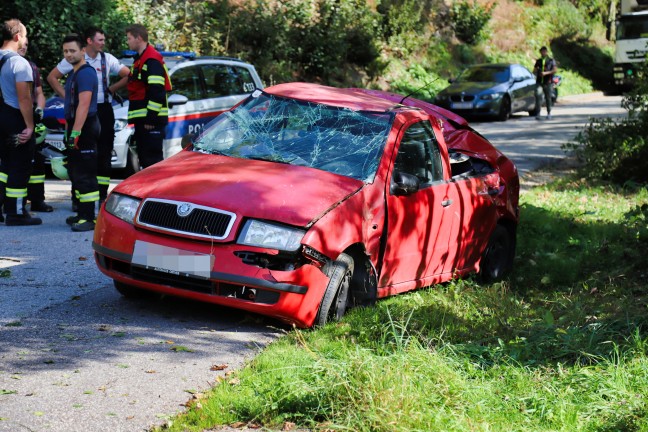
xmin=0 ymin=0 xmax=615 ymax=97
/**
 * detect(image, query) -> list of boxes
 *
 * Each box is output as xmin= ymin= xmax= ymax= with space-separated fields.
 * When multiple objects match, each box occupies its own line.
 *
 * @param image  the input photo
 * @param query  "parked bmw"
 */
xmin=434 ymin=63 xmax=541 ymax=121
xmin=93 ymin=83 xmax=519 ymax=327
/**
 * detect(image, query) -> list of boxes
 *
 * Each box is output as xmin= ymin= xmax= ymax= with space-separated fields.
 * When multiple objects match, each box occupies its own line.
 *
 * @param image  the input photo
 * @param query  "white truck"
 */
xmin=610 ymin=0 xmax=648 ymax=89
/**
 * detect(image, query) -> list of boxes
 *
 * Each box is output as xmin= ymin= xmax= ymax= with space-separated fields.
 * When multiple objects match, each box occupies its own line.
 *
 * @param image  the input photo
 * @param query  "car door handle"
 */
xmin=442 ymin=199 xmax=453 ymax=207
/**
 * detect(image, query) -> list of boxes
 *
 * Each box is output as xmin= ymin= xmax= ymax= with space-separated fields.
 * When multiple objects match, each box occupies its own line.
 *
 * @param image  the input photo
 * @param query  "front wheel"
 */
xmin=314 ymin=253 xmax=354 ymax=327
xmin=497 ymin=96 xmax=511 ymax=121
xmin=479 ymin=225 xmax=515 ymax=282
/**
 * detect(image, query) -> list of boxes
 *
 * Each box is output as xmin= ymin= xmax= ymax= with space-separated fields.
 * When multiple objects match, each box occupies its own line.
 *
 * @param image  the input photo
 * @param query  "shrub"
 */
xmin=563 ymin=61 xmax=648 ymax=184
xmin=450 ymin=0 xmax=495 ymax=45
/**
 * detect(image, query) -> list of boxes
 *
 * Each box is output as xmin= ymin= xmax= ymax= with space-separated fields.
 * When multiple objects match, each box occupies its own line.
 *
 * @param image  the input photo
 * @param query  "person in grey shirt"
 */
xmin=0 ymin=18 xmax=40 ymax=226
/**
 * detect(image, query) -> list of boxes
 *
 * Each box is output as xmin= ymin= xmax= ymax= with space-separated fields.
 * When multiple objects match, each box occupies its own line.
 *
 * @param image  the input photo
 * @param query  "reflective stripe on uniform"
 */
xmin=128 ymin=108 xmax=148 ymax=120
xmin=147 ymin=75 xmax=165 ymax=85
xmin=77 ymin=190 xmax=100 ymax=203
xmin=28 ymin=174 xmax=46 ymax=184
xmin=147 ymin=100 xmax=162 ymax=112
xmin=97 ymin=176 xmax=110 ymax=186
xmin=6 ymin=187 xmax=27 ymax=198
xmin=0 ymin=172 xmax=7 ymax=183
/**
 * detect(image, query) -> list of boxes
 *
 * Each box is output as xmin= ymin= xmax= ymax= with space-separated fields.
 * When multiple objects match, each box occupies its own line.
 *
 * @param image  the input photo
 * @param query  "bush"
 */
xmin=563 ymin=61 xmax=648 ymax=184
xmin=450 ymin=0 xmax=494 ymax=45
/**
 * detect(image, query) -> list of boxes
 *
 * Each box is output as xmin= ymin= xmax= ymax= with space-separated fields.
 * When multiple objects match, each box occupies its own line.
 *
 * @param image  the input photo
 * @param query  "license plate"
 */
xmin=451 ymin=102 xmax=473 ymax=109
xmin=47 ymin=140 xmax=65 ymax=151
xmin=131 ymin=241 xmax=214 ymax=280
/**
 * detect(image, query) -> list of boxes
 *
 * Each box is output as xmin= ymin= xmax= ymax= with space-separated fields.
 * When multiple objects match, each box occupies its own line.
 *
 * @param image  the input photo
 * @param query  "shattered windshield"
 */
xmin=193 ymin=91 xmax=394 ymax=182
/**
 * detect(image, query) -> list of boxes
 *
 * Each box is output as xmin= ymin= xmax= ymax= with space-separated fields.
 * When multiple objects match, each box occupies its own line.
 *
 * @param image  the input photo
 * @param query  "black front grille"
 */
xmin=137 ymin=199 xmax=234 ymax=239
xmin=450 ymin=94 xmax=475 ymax=102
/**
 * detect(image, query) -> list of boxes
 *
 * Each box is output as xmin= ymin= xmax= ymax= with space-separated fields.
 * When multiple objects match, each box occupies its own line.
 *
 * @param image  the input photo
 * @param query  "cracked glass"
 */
xmin=193 ymin=91 xmax=394 ymax=182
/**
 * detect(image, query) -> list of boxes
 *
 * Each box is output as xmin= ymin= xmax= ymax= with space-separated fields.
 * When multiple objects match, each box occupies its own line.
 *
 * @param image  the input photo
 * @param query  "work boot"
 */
xmin=30 ymin=201 xmax=54 ymax=212
xmin=66 ymin=215 xmax=81 ymax=225
xmin=5 ymin=213 xmax=42 ymax=226
xmin=71 ymin=219 xmax=95 ymax=232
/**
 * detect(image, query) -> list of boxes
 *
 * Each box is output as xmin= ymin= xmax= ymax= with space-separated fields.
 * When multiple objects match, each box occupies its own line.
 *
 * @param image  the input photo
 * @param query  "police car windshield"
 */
xmin=193 ymin=92 xmax=393 ymax=182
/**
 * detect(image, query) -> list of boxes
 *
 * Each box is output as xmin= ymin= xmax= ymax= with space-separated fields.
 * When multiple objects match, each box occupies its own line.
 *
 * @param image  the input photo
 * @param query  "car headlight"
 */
xmin=237 ymin=220 xmax=305 ymax=251
xmin=105 ymin=193 xmax=141 ymax=224
xmin=480 ymin=93 xmax=503 ymax=100
xmin=114 ymin=119 xmax=129 ymax=132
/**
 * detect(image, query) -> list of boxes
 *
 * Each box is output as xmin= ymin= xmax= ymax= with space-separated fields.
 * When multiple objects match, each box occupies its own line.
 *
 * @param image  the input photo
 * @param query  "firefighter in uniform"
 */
xmin=19 ymin=40 xmax=52 ymax=213
xmin=61 ymin=33 xmax=100 ymax=232
xmin=125 ymin=24 xmax=171 ymax=168
xmin=47 ymin=26 xmax=129 ymax=205
xmin=0 ymin=18 xmax=41 ymax=226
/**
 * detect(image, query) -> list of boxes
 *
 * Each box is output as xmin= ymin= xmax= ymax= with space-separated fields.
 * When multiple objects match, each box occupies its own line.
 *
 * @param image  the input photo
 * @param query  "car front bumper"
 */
xmin=92 ymin=211 xmax=329 ymax=328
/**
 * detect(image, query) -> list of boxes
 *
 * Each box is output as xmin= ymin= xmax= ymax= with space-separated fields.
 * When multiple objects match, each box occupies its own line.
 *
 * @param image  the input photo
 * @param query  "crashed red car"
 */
xmin=93 ymin=83 xmax=519 ymax=328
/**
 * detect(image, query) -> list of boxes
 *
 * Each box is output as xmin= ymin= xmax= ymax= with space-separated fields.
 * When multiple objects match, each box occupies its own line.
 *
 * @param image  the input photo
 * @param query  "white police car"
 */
xmin=43 ymin=52 xmax=263 ymax=176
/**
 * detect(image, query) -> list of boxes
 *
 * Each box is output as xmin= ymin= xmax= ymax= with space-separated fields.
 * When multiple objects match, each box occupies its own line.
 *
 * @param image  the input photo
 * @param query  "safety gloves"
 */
xmin=65 ymin=130 xmax=81 ymax=150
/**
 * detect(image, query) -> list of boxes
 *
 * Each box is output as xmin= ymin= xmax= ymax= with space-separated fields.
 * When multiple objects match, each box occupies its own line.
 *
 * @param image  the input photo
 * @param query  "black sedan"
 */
xmin=434 ymin=63 xmax=541 ymax=121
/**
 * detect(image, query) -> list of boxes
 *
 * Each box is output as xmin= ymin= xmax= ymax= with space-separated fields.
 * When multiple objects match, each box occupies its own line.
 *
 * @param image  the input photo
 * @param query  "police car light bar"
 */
xmin=121 ymin=50 xmax=197 ymax=59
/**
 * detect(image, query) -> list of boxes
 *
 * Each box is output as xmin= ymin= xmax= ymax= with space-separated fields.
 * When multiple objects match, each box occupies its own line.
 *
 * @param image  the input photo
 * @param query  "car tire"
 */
xmin=314 ymin=253 xmax=354 ymax=327
xmin=123 ymin=148 xmax=140 ymax=177
xmin=497 ymin=96 xmax=511 ymax=121
xmin=479 ymin=224 xmax=515 ymax=283
xmin=114 ymin=280 xmax=151 ymax=299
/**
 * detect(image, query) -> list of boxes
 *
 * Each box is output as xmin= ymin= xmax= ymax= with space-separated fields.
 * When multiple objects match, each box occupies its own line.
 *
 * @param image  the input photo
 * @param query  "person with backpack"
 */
xmin=60 ymin=33 xmax=100 ymax=232
xmin=0 ymin=18 xmax=40 ymax=226
xmin=48 ymin=27 xmax=129 ymax=207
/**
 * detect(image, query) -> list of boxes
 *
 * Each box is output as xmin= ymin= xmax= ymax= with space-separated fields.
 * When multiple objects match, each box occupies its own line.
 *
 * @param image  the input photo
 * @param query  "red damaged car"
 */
xmin=93 ymin=83 xmax=519 ymax=328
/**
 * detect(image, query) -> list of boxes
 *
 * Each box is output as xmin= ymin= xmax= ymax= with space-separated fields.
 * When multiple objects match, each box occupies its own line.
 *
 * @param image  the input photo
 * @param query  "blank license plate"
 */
xmin=131 ymin=241 xmax=214 ymax=280
xmin=451 ymin=102 xmax=473 ymax=109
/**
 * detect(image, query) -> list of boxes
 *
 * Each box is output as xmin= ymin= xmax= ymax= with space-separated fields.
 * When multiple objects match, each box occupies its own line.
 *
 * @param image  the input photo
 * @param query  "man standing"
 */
xmin=125 ymin=24 xmax=171 ymax=168
xmin=533 ymin=46 xmax=558 ymax=120
xmin=19 ymin=40 xmax=52 ymax=213
xmin=0 ymin=18 xmax=40 ymax=226
xmin=48 ymin=27 xmax=129 ymax=204
xmin=61 ymin=33 xmax=100 ymax=232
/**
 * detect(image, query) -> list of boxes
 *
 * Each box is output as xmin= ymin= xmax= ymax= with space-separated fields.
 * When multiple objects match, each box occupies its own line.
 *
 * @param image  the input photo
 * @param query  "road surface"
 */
xmin=0 ymin=93 xmax=626 ymax=431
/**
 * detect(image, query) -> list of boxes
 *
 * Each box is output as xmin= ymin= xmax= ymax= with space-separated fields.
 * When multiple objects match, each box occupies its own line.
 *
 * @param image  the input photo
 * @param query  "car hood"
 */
xmin=440 ymin=81 xmax=508 ymax=95
xmin=114 ymin=150 xmax=365 ymax=227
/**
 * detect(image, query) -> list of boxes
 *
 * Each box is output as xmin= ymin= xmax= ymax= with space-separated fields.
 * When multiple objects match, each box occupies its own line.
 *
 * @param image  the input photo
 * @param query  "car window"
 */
xmin=461 ymin=66 xmax=510 ymax=83
xmin=513 ymin=65 xmax=532 ymax=80
xmin=171 ymin=66 xmax=204 ymax=101
xmin=394 ymin=121 xmax=444 ymax=185
xmin=202 ymin=64 xmax=257 ymax=98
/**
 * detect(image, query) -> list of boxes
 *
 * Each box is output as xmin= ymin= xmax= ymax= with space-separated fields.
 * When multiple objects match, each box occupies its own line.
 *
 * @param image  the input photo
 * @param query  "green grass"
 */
xmin=158 ymin=179 xmax=648 ymax=432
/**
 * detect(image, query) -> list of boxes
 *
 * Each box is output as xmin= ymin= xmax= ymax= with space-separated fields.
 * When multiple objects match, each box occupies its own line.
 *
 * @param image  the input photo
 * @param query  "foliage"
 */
xmin=450 ymin=0 xmax=495 ymax=45
xmin=532 ymin=0 xmax=593 ymax=42
xmin=564 ymin=61 xmax=648 ymax=184
xmin=159 ymin=179 xmax=648 ymax=431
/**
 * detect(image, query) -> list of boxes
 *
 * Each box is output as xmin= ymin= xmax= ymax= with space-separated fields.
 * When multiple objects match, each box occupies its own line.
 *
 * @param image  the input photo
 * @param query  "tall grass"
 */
xmin=160 ymin=179 xmax=648 ymax=432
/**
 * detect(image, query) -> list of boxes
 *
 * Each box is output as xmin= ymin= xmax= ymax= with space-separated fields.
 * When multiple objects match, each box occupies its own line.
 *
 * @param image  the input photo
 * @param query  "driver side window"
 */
xmin=394 ymin=121 xmax=444 ymax=185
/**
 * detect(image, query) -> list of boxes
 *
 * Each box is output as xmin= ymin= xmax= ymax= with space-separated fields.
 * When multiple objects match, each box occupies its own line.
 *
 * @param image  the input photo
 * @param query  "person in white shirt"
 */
xmin=47 ymin=26 xmax=129 ymax=206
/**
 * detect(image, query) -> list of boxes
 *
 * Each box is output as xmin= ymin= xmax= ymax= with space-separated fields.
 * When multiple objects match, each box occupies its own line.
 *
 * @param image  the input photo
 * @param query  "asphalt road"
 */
xmin=0 ymin=93 xmax=627 ymax=431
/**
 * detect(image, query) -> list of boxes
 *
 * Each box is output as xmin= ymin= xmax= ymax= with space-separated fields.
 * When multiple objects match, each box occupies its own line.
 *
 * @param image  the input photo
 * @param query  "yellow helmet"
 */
xmin=50 ymin=156 xmax=69 ymax=180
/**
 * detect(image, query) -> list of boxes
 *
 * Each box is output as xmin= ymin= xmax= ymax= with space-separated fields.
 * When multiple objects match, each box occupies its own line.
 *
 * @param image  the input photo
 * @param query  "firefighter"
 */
xmin=19 ymin=40 xmax=53 ymax=213
xmin=0 ymin=18 xmax=41 ymax=226
xmin=125 ymin=24 xmax=171 ymax=168
xmin=47 ymin=26 xmax=129 ymax=205
xmin=61 ymin=33 xmax=100 ymax=232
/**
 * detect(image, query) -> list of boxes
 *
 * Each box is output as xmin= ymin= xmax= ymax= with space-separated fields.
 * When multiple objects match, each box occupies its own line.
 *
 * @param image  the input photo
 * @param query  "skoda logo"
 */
xmin=177 ymin=203 xmax=193 ymax=217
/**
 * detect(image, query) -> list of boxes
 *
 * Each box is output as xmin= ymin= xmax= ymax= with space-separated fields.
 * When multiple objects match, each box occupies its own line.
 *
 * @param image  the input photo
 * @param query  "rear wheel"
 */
xmin=479 ymin=225 xmax=515 ymax=282
xmin=314 ymin=253 xmax=354 ymax=327
xmin=114 ymin=280 xmax=151 ymax=299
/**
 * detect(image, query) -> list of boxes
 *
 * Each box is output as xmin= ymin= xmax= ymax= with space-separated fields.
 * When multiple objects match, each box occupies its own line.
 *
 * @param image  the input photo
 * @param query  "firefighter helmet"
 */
xmin=34 ymin=123 xmax=47 ymax=145
xmin=50 ymin=156 xmax=69 ymax=180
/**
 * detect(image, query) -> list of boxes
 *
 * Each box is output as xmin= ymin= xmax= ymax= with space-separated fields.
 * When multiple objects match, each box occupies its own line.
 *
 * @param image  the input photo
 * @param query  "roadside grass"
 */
xmin=159 ymin=179 xmax=648 ymax=432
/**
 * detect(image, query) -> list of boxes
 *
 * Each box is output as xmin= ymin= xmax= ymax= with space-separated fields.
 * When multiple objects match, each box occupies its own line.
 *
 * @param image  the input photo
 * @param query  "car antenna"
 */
xmin=398 ymin=77 xmax=439 ymax=104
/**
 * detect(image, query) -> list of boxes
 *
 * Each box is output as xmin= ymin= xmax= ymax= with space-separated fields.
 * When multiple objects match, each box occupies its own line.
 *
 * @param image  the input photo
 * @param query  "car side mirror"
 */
xmin=181 ymin=132 xmax=196 ymax=149
xmin=513 ymin=77 xmax=524 ymax=83
xmin=390 ymin=171 xmax=420 ymax=196
xmin=168 ymin=94 xmax=189 ymax=108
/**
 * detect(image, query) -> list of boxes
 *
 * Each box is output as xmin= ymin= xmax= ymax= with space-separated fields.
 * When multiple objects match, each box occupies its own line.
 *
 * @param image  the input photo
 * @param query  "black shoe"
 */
xmin=71 ymin=219 xmax=95 ymax=232
xmin=66 ymin=215 xmax=81 ymax=226
xmin=31 ymin=201 xmax=54 ymax=212
xmin=5 ymin=214 xmax=42 ymax=226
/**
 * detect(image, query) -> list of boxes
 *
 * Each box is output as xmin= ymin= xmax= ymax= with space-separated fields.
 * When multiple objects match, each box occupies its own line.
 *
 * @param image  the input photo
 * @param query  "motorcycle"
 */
xmin=551 ymin=74 xmax=562 ymax=103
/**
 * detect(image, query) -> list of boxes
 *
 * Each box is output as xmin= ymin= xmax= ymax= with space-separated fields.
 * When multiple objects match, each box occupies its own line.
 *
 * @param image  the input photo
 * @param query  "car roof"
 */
xmin=118 ymin=51 xmax=254 ymax=69
xmin=264 ymin=82 xmax=402 ymax=112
